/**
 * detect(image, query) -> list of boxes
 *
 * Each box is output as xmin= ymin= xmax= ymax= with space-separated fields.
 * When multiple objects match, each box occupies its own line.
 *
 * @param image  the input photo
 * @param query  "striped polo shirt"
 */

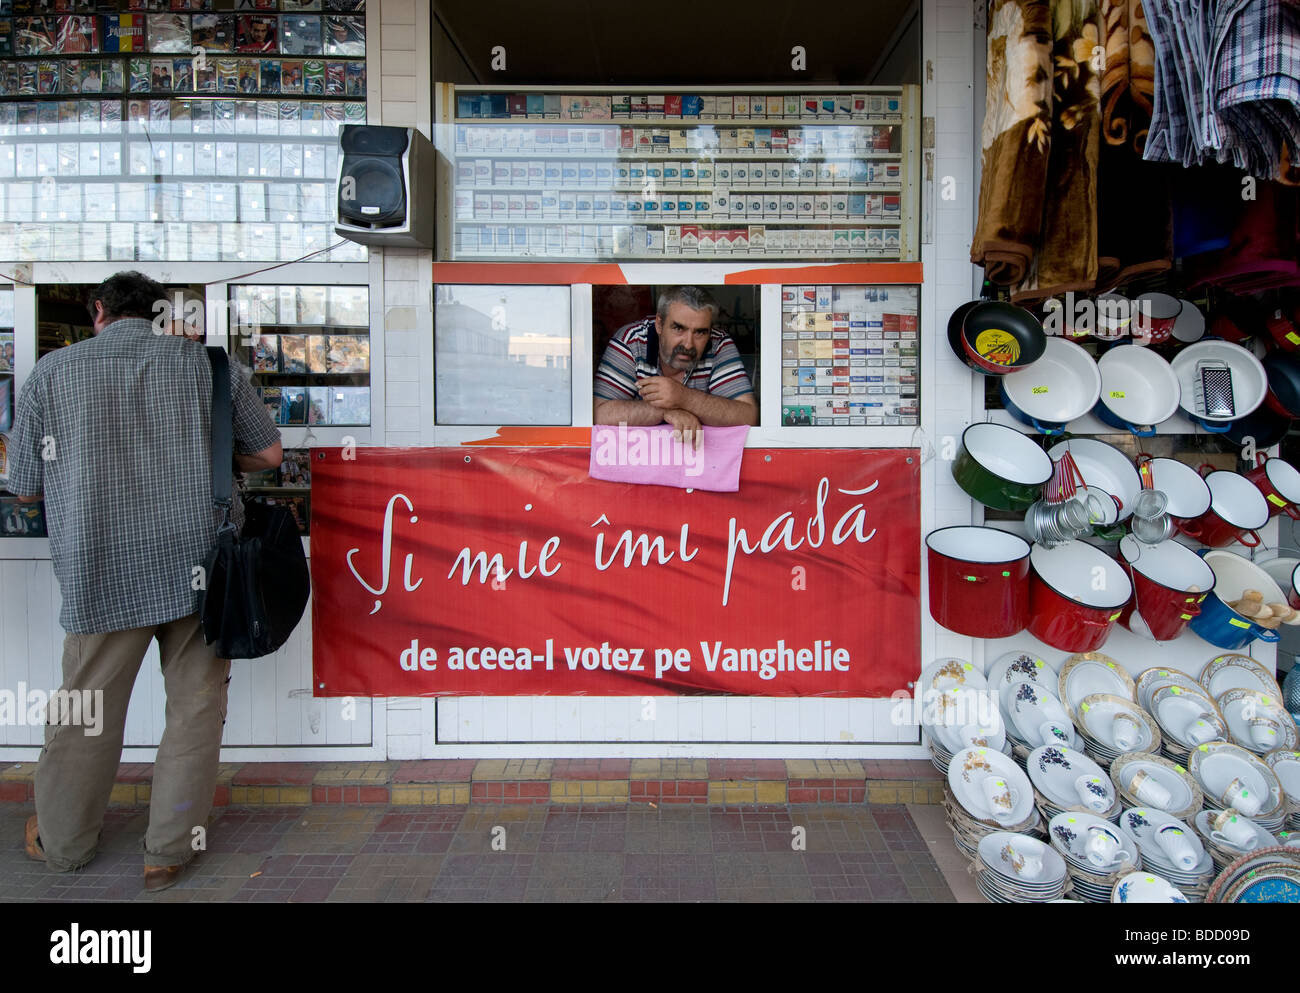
xmin=594 ymin=317 xmax=753 ymax=401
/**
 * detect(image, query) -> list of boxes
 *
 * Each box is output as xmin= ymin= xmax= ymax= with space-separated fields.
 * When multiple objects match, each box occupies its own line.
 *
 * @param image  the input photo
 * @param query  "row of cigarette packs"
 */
xmin=260 ymin=385 xmax=368 ymax=426
xmin=0 ymin=220 xmax=359 ymax=262
xmin=781 ymin=286 xmax=917 ymax=310
xmin=0 ymin=180 xmax=337 ymax=223
xmin=250 ymin=332 xmax=369 ymax=374
xmin=456 ymin=92 xmax=903 ymax=122
xmin=456 ymin=224 xmax=902 ymax=257
xmin=779 ymin=399 xmax=918 ymax=427
xmin=780 ymin=309 xmax=920 ymax=333
xmin=8 ymin=142 xmax=340 ymax=183
xmin=233 ymin=283 xmax=368 ymax=328
xmin=455 ymin=191 xmax=902 ymax=223
xmin=456 ymin=157 xmax=902 ymax=190
xmin=0 ymin=98 xmax=366 ymax=135
xmin=455 ymin=125 xmax=899 ymax=156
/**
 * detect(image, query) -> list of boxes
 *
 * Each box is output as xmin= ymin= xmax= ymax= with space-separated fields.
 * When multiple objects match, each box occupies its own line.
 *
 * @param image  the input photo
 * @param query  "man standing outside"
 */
xmin=9 ymin=271 xmax=282 ymax=891
xmin=593 ymin=286 xmax=758 ymax=445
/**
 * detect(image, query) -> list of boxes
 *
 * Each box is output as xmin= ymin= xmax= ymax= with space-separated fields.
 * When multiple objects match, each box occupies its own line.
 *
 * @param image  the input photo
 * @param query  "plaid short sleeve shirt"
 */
xmin=7 ymin=318 xmax=281 ymax=634
xmin=593 ymin=317 xmax=754 ymax=401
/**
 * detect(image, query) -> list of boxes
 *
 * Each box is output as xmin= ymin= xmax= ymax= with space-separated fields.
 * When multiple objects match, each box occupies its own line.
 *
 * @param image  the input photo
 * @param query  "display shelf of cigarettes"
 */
xmin=778 ymin=283 xmax=919 ymax=427
xmin=0 ymin=96 xmax=365 ymax=261
xmin=453 ymin=92 xmax=905 ymax=124
xmin=445 ymin=116 xmax=910 ymax=261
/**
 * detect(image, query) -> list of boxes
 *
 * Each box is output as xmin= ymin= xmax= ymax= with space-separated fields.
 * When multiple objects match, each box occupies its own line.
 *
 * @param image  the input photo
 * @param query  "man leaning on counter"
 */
xmin=593 ymin=285 xmax=759 ymax=446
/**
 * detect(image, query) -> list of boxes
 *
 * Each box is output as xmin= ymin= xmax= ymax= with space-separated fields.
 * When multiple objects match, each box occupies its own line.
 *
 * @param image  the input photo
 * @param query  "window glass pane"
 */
xmin=435 ymin=284 xmax=571 ymax=425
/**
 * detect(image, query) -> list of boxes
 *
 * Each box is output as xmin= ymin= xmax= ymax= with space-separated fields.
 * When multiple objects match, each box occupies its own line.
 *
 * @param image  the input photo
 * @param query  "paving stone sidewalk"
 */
xmin=2 ymin=802 xmax=955 ymax=903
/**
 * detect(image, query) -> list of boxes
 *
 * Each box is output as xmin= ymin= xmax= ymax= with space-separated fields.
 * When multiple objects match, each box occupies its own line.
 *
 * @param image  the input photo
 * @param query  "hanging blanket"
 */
xmin=971 ymin=0 xmax=1054 ymax=287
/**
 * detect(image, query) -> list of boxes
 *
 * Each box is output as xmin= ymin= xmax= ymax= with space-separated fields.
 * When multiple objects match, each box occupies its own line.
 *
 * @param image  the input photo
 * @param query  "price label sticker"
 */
xmin=1031 ymin=385 xmax=1049 ymax=395
xmin=1109 ymin=390 xmax=1126 ymax=399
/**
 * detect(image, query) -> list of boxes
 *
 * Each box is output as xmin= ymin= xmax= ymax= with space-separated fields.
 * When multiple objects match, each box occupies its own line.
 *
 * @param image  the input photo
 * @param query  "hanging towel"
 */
xmin=971 ymin=0 xmax=1055 ymax=287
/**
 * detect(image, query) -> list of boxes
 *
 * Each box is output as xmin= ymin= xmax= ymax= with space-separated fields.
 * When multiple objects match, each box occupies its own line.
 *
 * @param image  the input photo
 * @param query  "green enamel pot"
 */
xmin=951 ymin=422 xmax=1053 ymax=512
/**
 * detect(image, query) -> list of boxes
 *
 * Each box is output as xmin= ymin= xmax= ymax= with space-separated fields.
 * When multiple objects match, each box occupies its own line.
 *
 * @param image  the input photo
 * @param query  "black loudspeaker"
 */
xmin=335 ymin=125 xmax=434 ymax=248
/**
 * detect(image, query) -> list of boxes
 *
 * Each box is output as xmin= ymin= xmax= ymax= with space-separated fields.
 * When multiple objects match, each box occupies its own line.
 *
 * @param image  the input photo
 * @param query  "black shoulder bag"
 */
xmin=198 ymin=347 xmax=311 ymax=659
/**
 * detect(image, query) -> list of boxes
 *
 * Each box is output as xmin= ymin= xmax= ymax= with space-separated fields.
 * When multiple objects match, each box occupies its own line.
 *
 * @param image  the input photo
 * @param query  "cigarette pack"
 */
xmin=731 ymin=95 xmax=747 ymax=119
xmin=681 ymin=94 xmax=702 ymax=117
xmin=611 ymin=94 xmax=630 ymax=118
xmin=700 ymin=95 xmax=716 ymax=119
xmin=766 ymin=95 xmax=784 ymax=118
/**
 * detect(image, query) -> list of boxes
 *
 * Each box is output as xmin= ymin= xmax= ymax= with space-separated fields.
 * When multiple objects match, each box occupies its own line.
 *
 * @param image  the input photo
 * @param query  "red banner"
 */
xmin=309 ymin=448 xmax=920 ymax=697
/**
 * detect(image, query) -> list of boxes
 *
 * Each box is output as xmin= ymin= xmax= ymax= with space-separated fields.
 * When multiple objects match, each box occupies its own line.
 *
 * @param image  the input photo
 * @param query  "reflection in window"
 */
xmin=435 ymin=285 xmax=571 ymax=425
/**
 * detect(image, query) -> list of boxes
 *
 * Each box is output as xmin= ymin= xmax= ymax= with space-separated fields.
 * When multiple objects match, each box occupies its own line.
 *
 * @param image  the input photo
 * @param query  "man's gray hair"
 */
xmin=656 ymin=286 xmax=719 ymax=324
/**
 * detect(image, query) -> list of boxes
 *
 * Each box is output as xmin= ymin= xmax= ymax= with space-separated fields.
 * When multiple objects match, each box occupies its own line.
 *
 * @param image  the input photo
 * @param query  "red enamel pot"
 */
xmin=1176 ymin=466 xmax=1269 ymax=548
xmin=1027 ymin=541 xmax=1133 ymax=653
xmin=1116 ymin=536 xmax=1214 ymax=641
xmin=1246 ymin=453 xmax=1300 ymax=521
xmin=926 ymin=527 xmax=1031 ymax=638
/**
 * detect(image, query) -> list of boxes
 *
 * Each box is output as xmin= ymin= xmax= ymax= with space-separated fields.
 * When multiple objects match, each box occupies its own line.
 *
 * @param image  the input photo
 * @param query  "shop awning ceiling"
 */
xmin=433 ymin=0 xmax=918 ymax=86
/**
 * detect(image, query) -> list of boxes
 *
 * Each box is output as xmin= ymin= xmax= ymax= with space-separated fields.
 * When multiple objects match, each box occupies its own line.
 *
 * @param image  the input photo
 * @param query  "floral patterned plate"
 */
xmin=1117 ymin=806 xmax=1212 ymax=882
xmin=946 ymin=746 xmax=1036 ymax=825
xmin=1059 ymin=653 xmax=1137 ymax=714
xmin=1027 ymin=744 xmax=1115 ymax=811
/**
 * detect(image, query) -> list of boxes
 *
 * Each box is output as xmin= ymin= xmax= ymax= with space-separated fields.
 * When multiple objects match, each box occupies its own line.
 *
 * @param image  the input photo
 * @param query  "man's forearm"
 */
xmin=593 ymin=398 xmax=668 ymax=425
xmin=679 ymin=388 xmax=759 ymax=426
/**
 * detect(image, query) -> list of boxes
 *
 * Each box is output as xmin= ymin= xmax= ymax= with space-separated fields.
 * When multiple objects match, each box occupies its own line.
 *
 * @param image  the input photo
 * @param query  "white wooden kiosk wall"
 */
xmin=0 ymin=0 xmax=1274 ymax=763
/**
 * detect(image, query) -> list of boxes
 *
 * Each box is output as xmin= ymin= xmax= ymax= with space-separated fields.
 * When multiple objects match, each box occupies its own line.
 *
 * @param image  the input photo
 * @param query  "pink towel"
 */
xmin=588 ymin=424 xmax=749 ymax=491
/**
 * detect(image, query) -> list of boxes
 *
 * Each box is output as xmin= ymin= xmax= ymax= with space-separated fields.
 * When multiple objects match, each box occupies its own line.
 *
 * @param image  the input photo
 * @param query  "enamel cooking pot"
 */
xmin=1246 ymin=453 xmax=1300 ymax=520
xmin=1000 ymin=337 xmax=1102 ymax=435
xmin=1027 ymin=541 xmax=1133 ymax=653
xmin=951 ymin=422 xmax=1054 ymax=512
xmin=1134 ymin=454 xmax=1212 ymax=520
xmin=1094 ymin=344 xmax=1181 ymax=436
xmin=1117 ymin=535 xmax=1214 ymax=641
xmin=1188 ymin=550 xmax=1286 ymax=649
xmin=1176 ymin=466 xmax=1269 ymax=548
xmin=926 ymin=527 xmax=1031 ymax=638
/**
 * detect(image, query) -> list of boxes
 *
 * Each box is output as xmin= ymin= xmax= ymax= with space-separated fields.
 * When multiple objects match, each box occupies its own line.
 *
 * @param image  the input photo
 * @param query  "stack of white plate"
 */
xmin=1136 ymin=666 xmax=1220 ymax=764
xmin=1217 ymin=687 xmax=1300 ymax=755
xmin=1000 ymin=677 xmax=1083 ymax=756
xmin=1264 ymin=750 xmax=1300 ymax=831
xmin=1191 ymin=808 xmax=1279 ymax=873
xmin=929 ymin=734 xmax=1013 ymax=775
xmin=975 ymin=832 xmax=1069 ymax=903
xmin=1110 ymin=752 xmax=1204 ymax=822
xmin=1059 ymin=653 xmax=1137 ymax=713
xmin=1047 ymin=811 xmax=1139 ymax=902
xmin=1150 ymin=682 xmax=1228 ymax=758
xmin=1188 ymin=741 xmax=1288 ymax=833
xmin=1026 ymin=744 xmax=1120 ymax=821
xmin=1199 ymin=653 xmax=1283 ymax=700
xmin=1112 ymin=871 xmax=1190 ymax=903
xmin=919 ymin=658 xmax=999 ymax=773
xmin=1117 ymin=807 xmax=1216 ymax=901
xmin=1072 ymin=692 xmax=1162 ymax=766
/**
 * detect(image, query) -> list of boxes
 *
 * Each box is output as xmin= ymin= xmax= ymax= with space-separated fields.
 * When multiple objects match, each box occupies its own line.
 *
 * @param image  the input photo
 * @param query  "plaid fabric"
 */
xmin=593 ymin=317 xmax=754 ymax=402
xmin=1145 ymin=0 xmax=1299 ymax=178
xmin=7 ymin=319 xmax=281 ymax=634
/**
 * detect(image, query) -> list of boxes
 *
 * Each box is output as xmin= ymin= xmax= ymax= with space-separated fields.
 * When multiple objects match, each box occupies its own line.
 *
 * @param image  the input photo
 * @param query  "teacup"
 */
xmin=1210 ymin=810 xmax=1258 ymax=851
xmin=1184 ymin=716 xmax=1221 ymax=746
xmin=1155 ymin=823 xmax=1198 ymax=869
xmin=1075 ymin=774 xmax=1111 ymax=812
xmin=1221 ymin=776 xmax=1263 ymax=817
xmin=1002 ymin=841 xmax=1044 ymax=879
xmin=1249 ymin=716 xmax=1281 ymax=751
xmin=1038 ymin=719 xmax=1072 ymax=747
xmin=1112 ymin=712 xmax=1142 ymax=751
xmin=1085 ymin=824 xmax=1123 ymax=868
xmin=1128 ymin=769 xmax=1172 ymax=808
xmin=981 ymin=775 xmax=1018 ymax=824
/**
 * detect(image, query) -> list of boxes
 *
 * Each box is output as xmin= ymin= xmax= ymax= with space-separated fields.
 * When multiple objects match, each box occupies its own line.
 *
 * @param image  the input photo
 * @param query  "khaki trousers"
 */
xmin=34 ymin=612 xmax=231 ymax=871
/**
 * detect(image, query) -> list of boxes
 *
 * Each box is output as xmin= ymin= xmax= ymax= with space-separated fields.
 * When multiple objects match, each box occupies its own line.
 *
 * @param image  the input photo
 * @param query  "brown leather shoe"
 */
xmin=142 ymin=863 xmax=186 ymax=892
xmin=24 ymin=815 xmax=44 ymax=862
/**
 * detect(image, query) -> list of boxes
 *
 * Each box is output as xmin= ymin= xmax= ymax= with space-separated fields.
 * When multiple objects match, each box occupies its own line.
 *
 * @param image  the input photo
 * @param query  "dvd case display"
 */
xmin=278 ymin=449 xmax=311 ymax=486
xmin=328 ymin=387 xmax=368 ymax=425
xmin=322 ymin=14 xmax=362 ymax=56
xmin=236 ymin=13 xmax=277 ymax=53
xmin=326 ymin=335 xmax=368 ymax=374
xmin=147 ymin=13 xmax=189 ymax=52
xmin=279 ymin=14 xmax=320 ymax=55
xmin=280 ymin=385 xmax=307 ymax=424
xmin=279 ymin=333 xmax=307 ymax=373
xmin=191 ymin=13 xmax=233 ymax=51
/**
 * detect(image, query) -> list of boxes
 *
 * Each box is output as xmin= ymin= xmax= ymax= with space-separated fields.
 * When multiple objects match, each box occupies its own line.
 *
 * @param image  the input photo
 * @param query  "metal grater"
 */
xmin=1197 ymin=361 xmax=1235 ymax=418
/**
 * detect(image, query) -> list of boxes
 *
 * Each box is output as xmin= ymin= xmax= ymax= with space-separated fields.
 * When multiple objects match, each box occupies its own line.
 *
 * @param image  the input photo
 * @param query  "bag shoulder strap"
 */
xmin=204 ymin=346 xmax=234 ymax=522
